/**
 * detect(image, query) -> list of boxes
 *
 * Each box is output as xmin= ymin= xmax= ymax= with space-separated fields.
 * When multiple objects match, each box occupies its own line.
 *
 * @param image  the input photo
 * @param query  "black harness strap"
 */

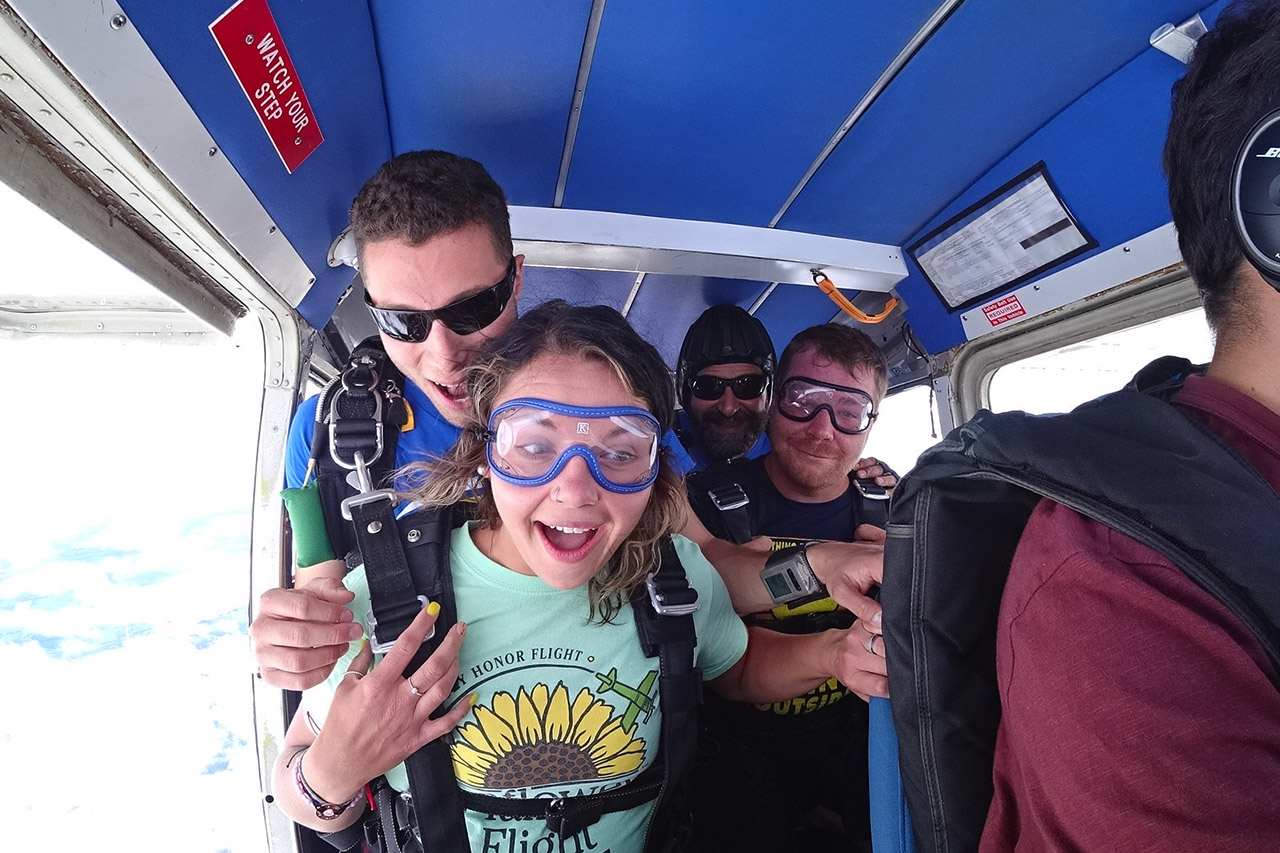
xmin=349 ymin=500 xmax=469 ymax=853
xmin=342 ymin=513 xmax=701 ymax=850
xmin=311 ymin=336 xmax=407 ymax=560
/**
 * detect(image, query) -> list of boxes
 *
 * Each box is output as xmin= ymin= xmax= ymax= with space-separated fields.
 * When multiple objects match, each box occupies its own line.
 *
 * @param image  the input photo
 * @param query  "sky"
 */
xmin=0 ymin=176 xmax=268 ymax=851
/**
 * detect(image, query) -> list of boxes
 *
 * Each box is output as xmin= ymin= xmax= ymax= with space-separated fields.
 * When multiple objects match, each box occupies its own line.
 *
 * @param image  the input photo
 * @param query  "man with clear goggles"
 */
xmin=776 ymin=376 xmax=878 ymax=435
xmin=485 ymin=400 xmax=661 ymax=493
xmin=684 ymin=322 xmax=895 ymax=852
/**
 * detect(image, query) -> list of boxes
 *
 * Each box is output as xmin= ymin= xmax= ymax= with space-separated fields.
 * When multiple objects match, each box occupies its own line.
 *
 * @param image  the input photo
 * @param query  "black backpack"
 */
xmin=880 ymin=356 xmax=1280 ymax=853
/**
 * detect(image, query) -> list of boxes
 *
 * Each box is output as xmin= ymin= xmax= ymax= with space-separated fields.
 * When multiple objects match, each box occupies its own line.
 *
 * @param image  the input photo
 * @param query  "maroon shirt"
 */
xmin=981 ymin=374 xmax=1280 ymax=852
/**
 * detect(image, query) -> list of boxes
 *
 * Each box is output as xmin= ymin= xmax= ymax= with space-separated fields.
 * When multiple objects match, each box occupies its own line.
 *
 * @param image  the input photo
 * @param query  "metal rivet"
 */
xmin=269 ymin=225 xmax=276 ymax=234
xmin=367 ymin=521 xmax=383 ymax=534
xmin=407 ymin=529 xmax=421 ymax=543
xmin=245 ymin=34 xmax=254 ymax=45
xmin=208 ymin=147 xmax=217 ymax=157
xmin=96 ymin=322 xmax=104 ymax=330
xmin=110 ymin=14 xmax=127 ymax=29
xmin=294 ymin=138 xmax=302 ymax=145
xmin=0 ymin=73 xmax=12 ymax=82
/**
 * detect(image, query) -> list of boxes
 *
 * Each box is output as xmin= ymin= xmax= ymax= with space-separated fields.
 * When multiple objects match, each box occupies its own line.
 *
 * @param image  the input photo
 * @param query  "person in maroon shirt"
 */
xmin=981 ymin=3 xmax=1280 ymax=850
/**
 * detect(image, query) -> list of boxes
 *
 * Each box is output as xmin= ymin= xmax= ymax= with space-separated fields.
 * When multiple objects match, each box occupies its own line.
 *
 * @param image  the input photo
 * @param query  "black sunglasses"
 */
xmin=688 ymin=372 xmax=769 ymax=401
xmin=364 ymin=259 xmax=516 ymax=343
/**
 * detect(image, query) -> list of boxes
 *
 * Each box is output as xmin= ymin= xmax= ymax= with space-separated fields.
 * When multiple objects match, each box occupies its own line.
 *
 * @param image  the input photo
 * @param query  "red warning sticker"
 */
xmin=980 ymin=294 xmax=1027 ymax=327
xmin=210 ymin=0 xmax=323 ymax=173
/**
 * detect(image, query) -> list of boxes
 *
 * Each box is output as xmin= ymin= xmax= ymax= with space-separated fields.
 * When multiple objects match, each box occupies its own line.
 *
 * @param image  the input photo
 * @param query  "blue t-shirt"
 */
xmin=677 ymin=410 xmax=770 ymax=475
xmin=286 ymin=378 xmax=694 ymax=488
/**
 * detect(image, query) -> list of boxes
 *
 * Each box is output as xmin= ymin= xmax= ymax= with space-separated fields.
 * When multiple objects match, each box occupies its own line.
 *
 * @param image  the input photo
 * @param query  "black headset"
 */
xmin=1231 ymin=105 xmax=1280 ymax=292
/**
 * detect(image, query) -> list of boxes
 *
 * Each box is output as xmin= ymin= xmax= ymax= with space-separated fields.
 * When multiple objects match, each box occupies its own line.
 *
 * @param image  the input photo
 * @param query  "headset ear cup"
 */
xmin=1232 ymin=107 xmax=1280 ymax=288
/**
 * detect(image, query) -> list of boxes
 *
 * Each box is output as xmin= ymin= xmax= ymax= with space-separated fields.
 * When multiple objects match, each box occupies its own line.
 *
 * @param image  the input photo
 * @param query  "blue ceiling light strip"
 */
xmin=555 ymin=0 xmax=608 ymax=209
xmin=779 ymin=0 xmax=1209 ymax=247
xmin=769 ymin=0 xmax=968 ymax=229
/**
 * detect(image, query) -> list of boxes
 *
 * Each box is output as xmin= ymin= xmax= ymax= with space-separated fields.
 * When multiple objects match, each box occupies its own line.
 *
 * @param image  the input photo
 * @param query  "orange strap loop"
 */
xmin=811 ymin=270 xmax=899 ymax=324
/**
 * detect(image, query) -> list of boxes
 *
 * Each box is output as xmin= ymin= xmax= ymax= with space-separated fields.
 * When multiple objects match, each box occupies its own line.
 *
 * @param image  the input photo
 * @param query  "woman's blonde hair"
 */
xmin=400 ymin=300 xmax=686 ymax=622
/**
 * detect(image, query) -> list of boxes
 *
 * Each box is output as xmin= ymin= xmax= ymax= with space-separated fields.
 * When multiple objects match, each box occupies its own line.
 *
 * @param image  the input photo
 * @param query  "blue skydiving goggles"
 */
xmin=484 ymin=399 xmax=662 ymax=494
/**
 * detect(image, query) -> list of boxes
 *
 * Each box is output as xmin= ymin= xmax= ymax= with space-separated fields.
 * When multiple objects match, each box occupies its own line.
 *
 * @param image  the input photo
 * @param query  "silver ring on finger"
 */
xmin=408 ymin=677 xmax=422 ymax=696
xmin=343 ymin=669 xmax=364 ymax=680
xmin=866 ymin=633 xmax=882 ymax=655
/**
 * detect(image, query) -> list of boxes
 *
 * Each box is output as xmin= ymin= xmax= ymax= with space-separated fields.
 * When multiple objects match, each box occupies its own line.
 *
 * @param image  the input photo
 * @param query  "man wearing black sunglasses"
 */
xmin=687 ymin=322 xmax=894 ymax=853
xmin=675 ymin=304 xmax=777 ymax=472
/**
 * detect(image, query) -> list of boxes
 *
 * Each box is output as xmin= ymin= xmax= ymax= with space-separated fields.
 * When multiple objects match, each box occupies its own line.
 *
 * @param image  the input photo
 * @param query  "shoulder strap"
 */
xmin=853 ymin=474 xmax=889 ymax=528
xmin=312 ymin=336 xmax=409 ymax=560
xmin=459 ymin=536 xmax=702 ymax=845
xmin=351 ymin=499 xmax=469 ymax=853
xmin=686 ymin=466 xmax=755 ymax=544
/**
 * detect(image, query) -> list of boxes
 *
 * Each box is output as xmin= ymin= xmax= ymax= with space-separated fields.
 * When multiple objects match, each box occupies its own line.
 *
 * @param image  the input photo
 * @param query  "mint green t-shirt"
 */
xmin=304 ymin=524 xmax=748 ymax=853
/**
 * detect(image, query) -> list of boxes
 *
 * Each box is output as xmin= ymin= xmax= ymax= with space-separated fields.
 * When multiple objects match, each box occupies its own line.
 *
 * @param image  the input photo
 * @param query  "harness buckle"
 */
xmin=340 ymin=487 xmax=398 ymax=521
xmin=328 ymin=371 xmax=386 ymax=471
xmin=366 ymin=595 xmax=432 ymax=654
xmin=645 ymin=571 xmax=699 ymax=616
xmin=707 ymin=483 xmax=749 ymax=512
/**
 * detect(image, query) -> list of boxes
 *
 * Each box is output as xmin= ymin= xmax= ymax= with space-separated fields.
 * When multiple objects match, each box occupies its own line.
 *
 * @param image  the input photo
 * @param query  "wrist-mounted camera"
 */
xmin=760 ymin=541 xmax=825 ymax=605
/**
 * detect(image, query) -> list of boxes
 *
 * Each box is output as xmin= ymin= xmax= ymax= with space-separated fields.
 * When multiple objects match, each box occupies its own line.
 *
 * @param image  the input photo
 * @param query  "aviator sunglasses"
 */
xmin=687 ymin=372 xmax=770 ymax=402
xmin=364 ymin=258 xmax=516 ymax=343
xmin=776 ymin=376 xmax=878 ymax=435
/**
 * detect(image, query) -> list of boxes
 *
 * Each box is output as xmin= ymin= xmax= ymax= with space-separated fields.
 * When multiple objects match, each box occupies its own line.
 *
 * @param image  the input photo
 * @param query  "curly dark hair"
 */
xmin=1164 ymin=0 xmax=1280 ymax=335
xmin=349 ymin=150 xmax=512 ymax=268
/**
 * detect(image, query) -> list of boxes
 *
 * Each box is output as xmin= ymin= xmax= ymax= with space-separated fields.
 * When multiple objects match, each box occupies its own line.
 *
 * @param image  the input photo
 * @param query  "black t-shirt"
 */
xmin=719 ymin=456 xmax=867 ymax=542
xmin=691 ymin=456 xmax=876 ymax=730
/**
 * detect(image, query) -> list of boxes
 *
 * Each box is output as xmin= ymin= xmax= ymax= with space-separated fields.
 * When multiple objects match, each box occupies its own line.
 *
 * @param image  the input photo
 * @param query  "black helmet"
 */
xmin=676 ymin=303 xmax=776 ymax=410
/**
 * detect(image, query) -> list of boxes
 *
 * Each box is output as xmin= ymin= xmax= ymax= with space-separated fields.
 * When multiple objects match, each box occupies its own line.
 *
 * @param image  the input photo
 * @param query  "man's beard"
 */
xmin=695 ymin=408 xmax=769 ymax=461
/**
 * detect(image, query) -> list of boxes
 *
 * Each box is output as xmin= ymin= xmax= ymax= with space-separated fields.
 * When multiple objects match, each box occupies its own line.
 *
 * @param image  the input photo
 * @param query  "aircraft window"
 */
xmin=863 ymin=384 xmax=940 ymax=475
xmin=0 ymin=185 xmax=265 ymax=849
xmin=987 ymin=309 xmax=1214 ymax=415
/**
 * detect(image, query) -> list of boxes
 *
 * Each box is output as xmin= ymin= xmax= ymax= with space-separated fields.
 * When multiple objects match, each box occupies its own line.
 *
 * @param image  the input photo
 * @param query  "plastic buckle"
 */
xmin=340 ymin=488 xmax=398 ymax=521
xmin=707 ymin=484 xmax=749 ymax=512
xmin=366 ymin=595 xmax=432 ymax=654
xmin=645 ymin=572 xmax=699 ymax=616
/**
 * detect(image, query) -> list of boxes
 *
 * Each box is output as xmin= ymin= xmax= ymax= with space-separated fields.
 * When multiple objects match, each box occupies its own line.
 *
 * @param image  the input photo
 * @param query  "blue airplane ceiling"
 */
xmin=112 ymin=0 xmax=1216 ymax=375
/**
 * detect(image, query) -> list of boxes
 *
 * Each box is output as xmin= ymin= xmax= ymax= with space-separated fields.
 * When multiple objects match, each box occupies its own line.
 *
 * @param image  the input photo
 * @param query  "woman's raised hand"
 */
xmin=300 ymin=603 xmax=473 ymax=805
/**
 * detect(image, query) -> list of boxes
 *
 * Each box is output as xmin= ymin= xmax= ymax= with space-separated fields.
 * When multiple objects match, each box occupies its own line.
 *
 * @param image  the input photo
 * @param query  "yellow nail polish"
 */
xmin=469 ymin=693 xmax=479 ymax=707
xmin=427 ymin=600 xmax=441 ymax=618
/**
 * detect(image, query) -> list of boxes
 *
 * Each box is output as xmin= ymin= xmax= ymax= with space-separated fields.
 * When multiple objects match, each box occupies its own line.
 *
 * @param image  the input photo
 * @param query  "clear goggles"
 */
xmin=776 ymin=376 xmax=877 ymax=435
xmin=484 ymin=399 xmax=662 ymax=493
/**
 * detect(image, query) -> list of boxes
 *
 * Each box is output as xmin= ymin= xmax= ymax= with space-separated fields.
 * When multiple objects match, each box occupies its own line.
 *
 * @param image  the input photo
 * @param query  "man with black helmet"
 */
xmin=675 ymin=303 xmax=776 ymax=471
xmin=685 ymin=319 xmax=898 ymax=853
xmin=675 ymin=303 xmax=899 ymax=489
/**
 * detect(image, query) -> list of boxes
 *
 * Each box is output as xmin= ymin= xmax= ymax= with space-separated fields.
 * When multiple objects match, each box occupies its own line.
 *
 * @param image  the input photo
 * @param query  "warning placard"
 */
xmin=210 ymin=0 xmax=323 ymax=173
xmin=980 ymin=294 xmax=1027 ymax=327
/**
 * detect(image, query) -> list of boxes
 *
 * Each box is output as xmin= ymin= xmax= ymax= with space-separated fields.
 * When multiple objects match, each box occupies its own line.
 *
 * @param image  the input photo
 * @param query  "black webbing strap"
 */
xmin=705 ymin=483 xmax=753 ymax=545
xmin=350 ymin=500 xmax=469 ymax=853
xmin=630 ymin=538 xmax=702 ymax=837
xmin=312 ymin=336 xmax=407 ymax=560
